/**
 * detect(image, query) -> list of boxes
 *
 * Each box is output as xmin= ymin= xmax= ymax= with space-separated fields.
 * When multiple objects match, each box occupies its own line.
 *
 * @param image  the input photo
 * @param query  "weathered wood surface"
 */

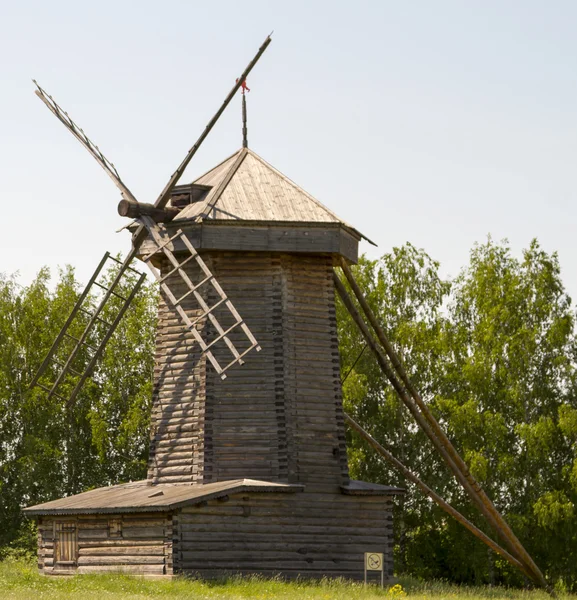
xmin=33 ymin=249 xmax=397 ymax=581
xmin=138 ymin=223 xmax=359 ymax=264
xmin=174 ymin=491 xmax=395 ymax=580
xmin=148 ymin=252 xmax=349 ymax=488
xmin=37 ymin=514 xmax=173 ymax=577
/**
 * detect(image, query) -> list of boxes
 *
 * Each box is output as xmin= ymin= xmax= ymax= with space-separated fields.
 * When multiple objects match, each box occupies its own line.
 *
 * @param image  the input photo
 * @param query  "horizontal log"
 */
xmin=79 ymin=540 xmax=165 ymax=548
xmin=79 ymin=555 xmax=165 ymax=565
xmin=122 ymin=527 xmax=166 ymax=539
xmin=80 ymin=546 xmax=166 ymax=557
xmin=76 ymin=565 xmax=165 ymax=574
xmin=178 ymin=523 xmax=393 ymax=535
xmin=118 ymin=199 xmax=180 ymax=223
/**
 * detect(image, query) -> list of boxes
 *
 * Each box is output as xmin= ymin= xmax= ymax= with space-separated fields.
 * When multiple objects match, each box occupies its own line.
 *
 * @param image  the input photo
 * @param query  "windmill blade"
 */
xmin=123 ymin=36 xmax=270 ymax=375
xmin=33 ymin=80 xmax=138 ymax=204
xmin=138 ymin=216 xmax=260 ymax=378
xmin=29 ymin=252 xmax=146 ymax=407
xmin=151 ymin=34 xmax=272 ymax=212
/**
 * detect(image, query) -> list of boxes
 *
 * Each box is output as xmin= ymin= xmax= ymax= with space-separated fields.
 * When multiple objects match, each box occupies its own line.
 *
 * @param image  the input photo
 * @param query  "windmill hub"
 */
xmin=117 ymin=198 xmax=180 ymax=223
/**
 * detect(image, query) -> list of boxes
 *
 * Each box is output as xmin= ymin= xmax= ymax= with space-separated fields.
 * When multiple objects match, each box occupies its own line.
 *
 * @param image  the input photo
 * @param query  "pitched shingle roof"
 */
xmin=174 ymin=148 xmax=373 ymax=244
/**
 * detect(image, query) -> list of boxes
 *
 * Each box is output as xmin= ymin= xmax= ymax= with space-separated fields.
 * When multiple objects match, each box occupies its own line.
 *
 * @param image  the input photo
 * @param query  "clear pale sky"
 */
xmin=1 ymin=1 xmax=576 ymax=299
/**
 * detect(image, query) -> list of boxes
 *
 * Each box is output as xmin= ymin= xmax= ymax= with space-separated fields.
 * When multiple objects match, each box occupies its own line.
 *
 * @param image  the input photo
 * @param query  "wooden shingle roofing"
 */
xmin=24 ymin=479 xmax=303 ymax=515
xmin=174 ymin=148 xmax=374 ymax=245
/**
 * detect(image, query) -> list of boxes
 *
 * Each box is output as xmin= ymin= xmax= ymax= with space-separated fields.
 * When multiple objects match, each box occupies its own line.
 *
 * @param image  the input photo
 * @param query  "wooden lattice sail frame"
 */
xmin=30 ymin=36 xmax=272 ymax=404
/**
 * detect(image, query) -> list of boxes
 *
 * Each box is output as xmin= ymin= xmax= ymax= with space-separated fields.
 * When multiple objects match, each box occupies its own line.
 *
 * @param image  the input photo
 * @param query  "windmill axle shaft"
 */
xmin=118 ymin=199 xmax=180 ymax=223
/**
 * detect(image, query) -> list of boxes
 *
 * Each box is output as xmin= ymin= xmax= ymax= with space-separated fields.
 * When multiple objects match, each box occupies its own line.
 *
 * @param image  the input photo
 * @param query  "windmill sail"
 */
xmin=33 ymin=81 xmax=138 ymax=203
xmin=138 ymin=216 xmax=261 ymax=379
xmin=29 ymin=253 xmax=146 ymax=407
xmin=30 ymin=36 xmax=271 ymax=400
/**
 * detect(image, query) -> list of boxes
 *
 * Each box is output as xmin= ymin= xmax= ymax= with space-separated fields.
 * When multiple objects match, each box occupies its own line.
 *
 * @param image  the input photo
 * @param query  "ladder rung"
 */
xmin=189 ymin=298 xmax=227 ymax=327
xmin=203 ymin=320 xmax=244 ymax=352
xmin=141 ymin=229 xmax=184 ymax=262
xmin=174 ymin=275 xmax=214 ymax=306
xmin=93 ymin=281 xmax=128 ymax=301
xmin=160 ymin=255 xmax=196 ymax=283
xmin=37 ymin=383 xmax=67 ymax=403
xmin=79 ymin=307 xmax=113 ymax=328
xmin=64 ymin=332 xmax=98 ymax=353
xmin=108 ymin=255 xmax=142 ymax=274
xmin=50 ymin=357 xmax=81 ymax=376
xmin=219 ymin=342 xmax=260 ymax=376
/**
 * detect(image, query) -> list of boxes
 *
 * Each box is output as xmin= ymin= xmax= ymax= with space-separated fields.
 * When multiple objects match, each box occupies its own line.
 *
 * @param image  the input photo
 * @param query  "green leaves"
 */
xmin=338 ymin=238 xmax=577 ymax=588
xmin=0 ymin=261 xmax=157 ymax=553
xmin=533 ymin=491 xmax=574 ymax=530
xmin=559 ymin=406 xmax=577 ymax=440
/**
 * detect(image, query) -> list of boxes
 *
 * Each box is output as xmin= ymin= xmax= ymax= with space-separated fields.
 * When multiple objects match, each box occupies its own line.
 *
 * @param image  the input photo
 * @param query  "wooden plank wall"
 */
xmin=148 ymin=250 xmax=350 ymax=486
xmin=204 ymin=252 xmax=287 ymax=483
xmin=175 ymin=491 xmax=394 ymax=580
xmin=147 ymin=256 xmax=208 ymax=484
xmin=279 ymin=254 xmax=349 ymax=489
xmin=37 ymin=513 xmax=173 ymax=576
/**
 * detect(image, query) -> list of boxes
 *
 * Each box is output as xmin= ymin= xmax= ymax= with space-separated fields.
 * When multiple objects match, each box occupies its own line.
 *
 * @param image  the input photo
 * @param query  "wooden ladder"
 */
xmin=139 ymin=216 xmax=261 ymax=379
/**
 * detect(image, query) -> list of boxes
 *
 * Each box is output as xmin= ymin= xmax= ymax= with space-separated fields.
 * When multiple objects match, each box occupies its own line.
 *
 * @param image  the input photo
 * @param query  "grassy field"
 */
xmin=0 ymin=559 xmax=571 ymax=600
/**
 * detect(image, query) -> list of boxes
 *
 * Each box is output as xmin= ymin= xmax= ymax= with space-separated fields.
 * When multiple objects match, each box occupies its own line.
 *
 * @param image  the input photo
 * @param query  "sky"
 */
xmin=1 ymin=1 xmax=577 ymax=299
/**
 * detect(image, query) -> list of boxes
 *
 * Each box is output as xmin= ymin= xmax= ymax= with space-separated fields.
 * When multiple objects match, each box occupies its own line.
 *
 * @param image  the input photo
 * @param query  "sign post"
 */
xmin=364 ymin=552 xmax=384 ymax=587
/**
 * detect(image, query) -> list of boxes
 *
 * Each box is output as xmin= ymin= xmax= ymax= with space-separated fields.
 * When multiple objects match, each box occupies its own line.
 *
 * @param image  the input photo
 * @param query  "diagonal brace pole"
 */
xmin=343 ymin=413 xmax=530 ymax=577
xmin=334 ymin=272 xmax=517 ymax=548
xmin=333 ymin=269 xmax=551 ymax=593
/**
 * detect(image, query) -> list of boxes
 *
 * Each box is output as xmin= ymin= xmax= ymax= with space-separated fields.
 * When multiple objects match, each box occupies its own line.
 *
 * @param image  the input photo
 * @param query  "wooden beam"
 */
xmin=333 ymin=269 xmax=552 ymax=594
xmin=343 ymin=413 xmax=530 ymax=577
xmin=130 ymin=34 xmax=272 ymax=255
xmin=118 ymin=199 xmax=180 ymax=223
xmin=153 ymin=35 xmax=272 ymax=211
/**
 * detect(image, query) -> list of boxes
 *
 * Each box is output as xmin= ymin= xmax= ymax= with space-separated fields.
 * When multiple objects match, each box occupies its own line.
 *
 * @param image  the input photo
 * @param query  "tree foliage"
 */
xmin=338 ymin=239 xmax=577 ymax=589
xmin=1 ymin=238 xmax=576 ymax=589
xmin=0 ymin=262 xmax=156 ymax=554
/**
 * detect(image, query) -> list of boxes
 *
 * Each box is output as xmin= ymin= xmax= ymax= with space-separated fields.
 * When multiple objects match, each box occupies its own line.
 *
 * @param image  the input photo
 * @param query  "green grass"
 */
xmin=0 ymin=559 xmax=572 ymax=600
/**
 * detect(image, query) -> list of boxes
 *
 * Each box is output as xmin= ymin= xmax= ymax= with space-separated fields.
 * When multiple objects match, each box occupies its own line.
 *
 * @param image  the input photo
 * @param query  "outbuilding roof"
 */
xmin=24 ymin=479 xmax=303 ymax=516
xmin=173 ymin=148 xmax=374 ymax=245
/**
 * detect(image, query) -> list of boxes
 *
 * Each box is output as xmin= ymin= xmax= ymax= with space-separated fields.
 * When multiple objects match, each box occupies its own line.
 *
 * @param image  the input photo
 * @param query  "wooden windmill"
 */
xmin=24 ymin=37 xmax=550 ymax=593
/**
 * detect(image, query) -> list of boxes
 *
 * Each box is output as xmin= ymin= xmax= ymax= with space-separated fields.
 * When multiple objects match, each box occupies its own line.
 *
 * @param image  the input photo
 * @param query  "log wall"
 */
xmin=37 ymin=513 xmax=173 ymax=576
xmin=174 ymin=491 xmax=395 ymax=580
xmin=148 ymin=251 xmax=349 ymax=488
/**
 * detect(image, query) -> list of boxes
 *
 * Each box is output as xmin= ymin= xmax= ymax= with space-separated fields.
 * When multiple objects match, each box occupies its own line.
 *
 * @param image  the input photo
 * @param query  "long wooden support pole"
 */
xmin=333 ymin=274 xmax=513 ymax=547
xmin=343 ymin=413 xmax=529 ymax=576
xmin=338 ymin=259 xmax=550 ymax=591
xmin=153 ymin=34 xmax=272 ymax=211
xmin=333 ymin=271 xmax=551 ymax=593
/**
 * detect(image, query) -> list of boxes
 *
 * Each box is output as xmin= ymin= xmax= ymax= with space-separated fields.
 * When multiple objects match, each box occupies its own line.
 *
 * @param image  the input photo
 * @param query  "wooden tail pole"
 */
xmin=338 ymin=259 xmax=551 ymax=591
xmin=343 ymin=413 xmax=530 ymax=577
xmin=333 ymin=270 xmax=551 ymax=593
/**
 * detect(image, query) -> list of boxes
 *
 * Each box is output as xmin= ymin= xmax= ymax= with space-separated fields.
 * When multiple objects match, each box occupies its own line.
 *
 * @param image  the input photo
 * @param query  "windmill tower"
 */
xmin=24 ymin=39 xmax=403 ymax=579
xmin=144 ymin=146 xmax=369 ymax=489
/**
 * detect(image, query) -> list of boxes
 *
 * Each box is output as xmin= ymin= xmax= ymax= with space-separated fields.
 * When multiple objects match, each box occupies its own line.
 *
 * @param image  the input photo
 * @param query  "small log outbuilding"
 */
xmin=25 ymin=147 xmax=403 ymax=579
